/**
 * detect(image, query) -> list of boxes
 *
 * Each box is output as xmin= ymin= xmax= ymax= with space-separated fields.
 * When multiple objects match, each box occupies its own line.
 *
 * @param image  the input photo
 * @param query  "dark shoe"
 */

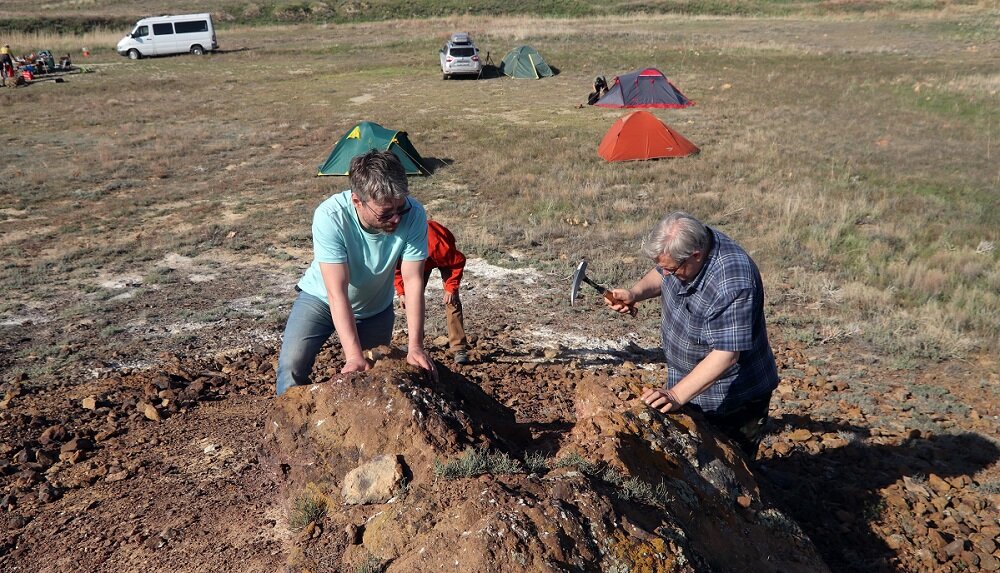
xmin=454 ymin=351 xmax=470 ymax=365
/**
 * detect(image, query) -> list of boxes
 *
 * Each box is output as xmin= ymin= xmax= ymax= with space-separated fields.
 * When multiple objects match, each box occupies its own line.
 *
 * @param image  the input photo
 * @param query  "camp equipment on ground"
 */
xmin=318 ymin=121 xmax=430 ymax=176
xmin=570 ymin=260 xmax=636 ymax=316
xmin=499 ymin=45 xmax=553 ymax=79
xmin=598 ymin=111 xmax=699 ymax=162
xmin=595 ymin=68 xmax=693 ymax=109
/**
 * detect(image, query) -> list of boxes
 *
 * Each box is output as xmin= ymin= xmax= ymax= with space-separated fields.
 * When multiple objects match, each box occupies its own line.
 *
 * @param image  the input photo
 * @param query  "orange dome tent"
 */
xmin=597 ymin=111 xmax=699 ymax=162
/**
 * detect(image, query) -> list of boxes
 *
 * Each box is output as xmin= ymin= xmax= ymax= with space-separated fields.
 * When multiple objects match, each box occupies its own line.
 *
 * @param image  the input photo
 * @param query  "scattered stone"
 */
xmin=736 ymin=495 xmax=752 ymax=509
xmin=927 ymin=473 xmax=952 ymax=493
xmin=342 ymin=454 xmax=405 ymax=505
xmin=141 ymin=403 xmax=162 ymax=422
xmin=0 ymin=494 xmax=16 ymax=511
xmin=82 ymin=396 xmax=99 ymax=410
xmin=979 ymin=552 xmax=1000 ymax=571
xmin=788 ymin=429 xmax=812 ymax=442
xmin=38 ymin=482 xmax=61 ymax=503
xmin=346 ymin=524 xmax=362 ymax=545
xmin=60 ymin=438 xmax=95 ymax=454
xmin=105 ymin=470 xmax=130 ymax=483
xmin=886 ymin=495 xmax=908 ymax=510
xmin=944 ymin=539 xmax=965 ymax=558
xmin=772 ymin=442 xmax=793 ymax=455
xmin=38 ymin=425 xmax=68 ymax=445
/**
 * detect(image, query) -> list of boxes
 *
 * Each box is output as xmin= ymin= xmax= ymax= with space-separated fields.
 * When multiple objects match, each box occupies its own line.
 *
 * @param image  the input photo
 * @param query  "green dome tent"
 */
xmin=317 ymin=121 xmax=430 ymax=176
xmin=499 ymin=45 xmax=553 ymax=79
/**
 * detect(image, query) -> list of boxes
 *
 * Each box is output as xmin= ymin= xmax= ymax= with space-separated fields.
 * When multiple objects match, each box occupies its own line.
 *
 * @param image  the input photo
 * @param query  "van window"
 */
xmin=152 ymin=23 xmax=174 ymax=35
xmin=133 ymin=25 xmax=149 ymax=37
xmin=174 ymin=20 xmax=208 ymax=34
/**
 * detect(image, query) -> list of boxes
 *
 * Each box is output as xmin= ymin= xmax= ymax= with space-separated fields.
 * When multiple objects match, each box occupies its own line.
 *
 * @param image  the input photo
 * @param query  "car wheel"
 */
xmin=127 ymin=49 xmax=141 ymax=60
xmin=191 ymin=45 xmax=205 ymax=56
xmin=442 ymin=73 xmax=448 ymax=80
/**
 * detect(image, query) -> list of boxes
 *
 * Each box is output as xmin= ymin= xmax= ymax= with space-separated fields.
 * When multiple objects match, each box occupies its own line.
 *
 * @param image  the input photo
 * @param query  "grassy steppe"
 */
xmin=1 ymin=10 xmax=998 ymax=376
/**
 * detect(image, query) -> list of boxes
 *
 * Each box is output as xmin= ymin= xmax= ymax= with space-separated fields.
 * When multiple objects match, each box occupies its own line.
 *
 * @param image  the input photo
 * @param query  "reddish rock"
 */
xmin=788 ymin=429 xmax=812 ymax=442
xmin=38 ymin=424 xmax=68 ymax=445
xmin=928 ymin=473 xmax=952 ymax=494
xmin=263 ymin=356 xmax=832 ymax=573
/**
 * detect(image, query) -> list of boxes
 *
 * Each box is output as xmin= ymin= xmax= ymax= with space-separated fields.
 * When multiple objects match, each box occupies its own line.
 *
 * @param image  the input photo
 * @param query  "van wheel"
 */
xmin=127 ymin=49 xmax=141 ymax=60
xmin=191 ymin=45 xmax=205 ymax=56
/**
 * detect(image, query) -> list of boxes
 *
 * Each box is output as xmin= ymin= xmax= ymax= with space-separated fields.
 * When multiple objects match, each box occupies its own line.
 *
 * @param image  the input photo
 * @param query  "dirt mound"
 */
xmin=262 ymin=350 xmax=830 ymax=572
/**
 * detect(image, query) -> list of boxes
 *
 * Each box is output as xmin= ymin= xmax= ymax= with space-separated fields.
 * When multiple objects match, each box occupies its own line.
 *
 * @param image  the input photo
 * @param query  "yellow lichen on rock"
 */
xmin=607 ymin=530 xmax=682 ymax=573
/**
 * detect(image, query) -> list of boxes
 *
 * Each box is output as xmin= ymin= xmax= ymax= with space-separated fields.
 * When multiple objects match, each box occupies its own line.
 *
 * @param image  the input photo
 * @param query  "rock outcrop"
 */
xmin=262 ymin=351 xmax=831 ymax=573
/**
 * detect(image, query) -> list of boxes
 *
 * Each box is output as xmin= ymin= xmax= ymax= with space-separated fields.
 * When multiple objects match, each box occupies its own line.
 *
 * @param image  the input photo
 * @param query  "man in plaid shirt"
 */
xmin=606 ymin=211 xmax=779 ymax=457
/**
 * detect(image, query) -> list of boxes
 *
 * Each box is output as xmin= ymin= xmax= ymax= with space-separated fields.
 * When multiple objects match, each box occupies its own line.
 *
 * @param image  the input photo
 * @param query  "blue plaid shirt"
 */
xmin=660 ymin=228 xmax=778 ymax=415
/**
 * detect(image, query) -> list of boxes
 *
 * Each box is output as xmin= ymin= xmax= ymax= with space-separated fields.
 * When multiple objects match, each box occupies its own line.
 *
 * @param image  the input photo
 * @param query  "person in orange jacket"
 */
xmin=395 ymin=220 xmax=470 ymax=365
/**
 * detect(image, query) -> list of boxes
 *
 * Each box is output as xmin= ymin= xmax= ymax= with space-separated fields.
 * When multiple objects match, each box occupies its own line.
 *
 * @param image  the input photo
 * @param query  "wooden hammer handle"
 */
xmin=603 ymin=291 xmax=637 ymax=317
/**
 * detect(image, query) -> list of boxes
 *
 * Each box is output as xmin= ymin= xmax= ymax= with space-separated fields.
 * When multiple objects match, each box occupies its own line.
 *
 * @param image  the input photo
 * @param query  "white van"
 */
xmin=116 ymin=13 xmax=217 ymax=60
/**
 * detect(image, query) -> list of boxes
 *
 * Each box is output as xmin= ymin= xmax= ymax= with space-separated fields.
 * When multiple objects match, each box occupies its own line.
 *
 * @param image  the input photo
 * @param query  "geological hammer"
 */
xmin=570 ymin=260 xmax=637 ymax=316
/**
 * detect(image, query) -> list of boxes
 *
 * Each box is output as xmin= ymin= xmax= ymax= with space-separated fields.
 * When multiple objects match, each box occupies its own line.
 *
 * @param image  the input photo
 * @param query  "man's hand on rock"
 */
xmin=642 ymin=387 xmax=682 ymax=413
xmin=407 ymin=347 xmax=438 ymax=382
xmin=342 ymin=355 xmax=372 ymax=374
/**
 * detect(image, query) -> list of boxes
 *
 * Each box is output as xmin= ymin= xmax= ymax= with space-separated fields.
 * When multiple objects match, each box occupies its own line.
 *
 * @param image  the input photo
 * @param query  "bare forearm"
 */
xmin=628 ymin=268 xmax=664 ymax=302
xmin=401 ymin=271 xmax=426 ymax=350
xmin=328 ymin=292 xmax=363 ymax=361
xmin=670 ymin=350 xmax=740 ymax=404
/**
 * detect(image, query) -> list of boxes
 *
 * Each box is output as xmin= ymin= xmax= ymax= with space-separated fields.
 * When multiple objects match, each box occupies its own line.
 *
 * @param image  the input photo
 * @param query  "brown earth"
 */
xmin=1 ymin=262 xmax=997 ymax=572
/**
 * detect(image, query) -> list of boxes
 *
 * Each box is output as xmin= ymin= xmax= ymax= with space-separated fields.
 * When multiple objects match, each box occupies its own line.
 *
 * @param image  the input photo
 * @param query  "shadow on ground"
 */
xmin=758 ymin=419 xmax=998 ymax=572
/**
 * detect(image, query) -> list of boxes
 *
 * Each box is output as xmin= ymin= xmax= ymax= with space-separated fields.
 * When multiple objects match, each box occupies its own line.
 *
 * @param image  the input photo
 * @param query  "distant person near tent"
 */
xmin=394 ymin=220 xmax=471 ymax=365
xmin=276 ymin=150 xmax=437 ymax=396
xmin=0 ymin=45 xmax=14 ymax=86
xmin=595 ymin=68 xmax=694 ymax=109
xmin=318 ymin=121 xmax=430 ymax=176
xmin=587 ymin=76 xmax=609 ymax=105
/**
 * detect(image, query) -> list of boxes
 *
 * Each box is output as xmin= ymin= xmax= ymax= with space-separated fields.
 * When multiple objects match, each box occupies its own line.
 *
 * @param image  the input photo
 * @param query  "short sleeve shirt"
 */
xmin=660 ymin=228 xmax=779 ymax=415
xmin=297 ymin=190 xmax=428 ymax=318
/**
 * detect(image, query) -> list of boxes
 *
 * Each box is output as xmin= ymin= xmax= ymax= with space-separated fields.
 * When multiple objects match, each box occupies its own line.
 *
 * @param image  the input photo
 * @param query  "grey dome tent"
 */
xmin=595 ymin=68 xmax=694 ymax=109
xmin=499 ymin=45 xmax=553 ymax=79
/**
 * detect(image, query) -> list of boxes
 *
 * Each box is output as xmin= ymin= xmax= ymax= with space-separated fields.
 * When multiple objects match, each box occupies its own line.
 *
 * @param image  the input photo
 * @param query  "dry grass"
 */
xmin=1 ymin=11 xmax=997 ymax=369
xmin=0 ymin=28 xmax=122 ymax=55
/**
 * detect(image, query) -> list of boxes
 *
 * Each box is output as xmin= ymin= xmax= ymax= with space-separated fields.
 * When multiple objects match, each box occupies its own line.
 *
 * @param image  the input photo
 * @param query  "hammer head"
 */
xmin=570 ymin=260 xmax=588 ymax=306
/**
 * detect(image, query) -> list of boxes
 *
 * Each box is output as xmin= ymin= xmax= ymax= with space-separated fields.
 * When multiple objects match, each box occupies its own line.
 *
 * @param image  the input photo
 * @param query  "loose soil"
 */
xmin=1 ymin=259 xmax=997 ymax=572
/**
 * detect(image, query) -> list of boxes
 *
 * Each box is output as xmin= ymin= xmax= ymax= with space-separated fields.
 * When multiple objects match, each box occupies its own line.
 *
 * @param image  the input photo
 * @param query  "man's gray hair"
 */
xmin=348 ymin=150 xmax=409 ymax=203
xmin=641 ymin=211 xmax=711 ymax=262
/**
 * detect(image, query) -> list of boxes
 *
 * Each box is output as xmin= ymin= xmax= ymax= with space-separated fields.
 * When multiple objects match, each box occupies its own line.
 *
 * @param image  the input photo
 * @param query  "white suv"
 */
xmin=439 ymin=32 xmax=481 ymax=80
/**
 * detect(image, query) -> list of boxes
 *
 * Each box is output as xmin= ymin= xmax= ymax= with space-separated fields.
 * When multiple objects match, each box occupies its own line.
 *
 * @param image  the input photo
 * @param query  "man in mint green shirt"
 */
xmin=276 ymin=151 xmax=434 ymax=395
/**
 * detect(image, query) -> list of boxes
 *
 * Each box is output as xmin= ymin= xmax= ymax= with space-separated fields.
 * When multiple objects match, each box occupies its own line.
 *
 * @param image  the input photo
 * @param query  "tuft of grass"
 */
xmin=552 ymin=452 xmax=600 ymax=474
xmin=523 ymin=451 xmax=550 ymax=473
xmin=288 ymin=492 xmax=328 ymax=532
xmin=433 ymin=448 xmax=524 ymax=479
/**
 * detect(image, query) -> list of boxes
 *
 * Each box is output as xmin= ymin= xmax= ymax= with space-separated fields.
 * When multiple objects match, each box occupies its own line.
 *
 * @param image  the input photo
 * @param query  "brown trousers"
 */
xmin=444 ymin=294 xmax=468 ymax=352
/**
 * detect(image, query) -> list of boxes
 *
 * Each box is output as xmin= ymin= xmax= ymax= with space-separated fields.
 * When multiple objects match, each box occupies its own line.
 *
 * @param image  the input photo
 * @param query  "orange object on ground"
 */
xmin=597 ymin=110 xmax=699 ymax=162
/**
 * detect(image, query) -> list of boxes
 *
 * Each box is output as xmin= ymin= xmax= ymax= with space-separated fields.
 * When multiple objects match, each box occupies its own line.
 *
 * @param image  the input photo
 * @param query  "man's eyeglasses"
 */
xmin=363 ymin=200 xmax=411 ymax=223
xmin=656 ymin=258 xmax=688 ymax=276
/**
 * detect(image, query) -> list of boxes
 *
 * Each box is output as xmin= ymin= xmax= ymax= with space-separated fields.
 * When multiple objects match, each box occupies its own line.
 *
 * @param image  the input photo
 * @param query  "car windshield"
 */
xmin=450 ymin=47 xmax=475 ymax=58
